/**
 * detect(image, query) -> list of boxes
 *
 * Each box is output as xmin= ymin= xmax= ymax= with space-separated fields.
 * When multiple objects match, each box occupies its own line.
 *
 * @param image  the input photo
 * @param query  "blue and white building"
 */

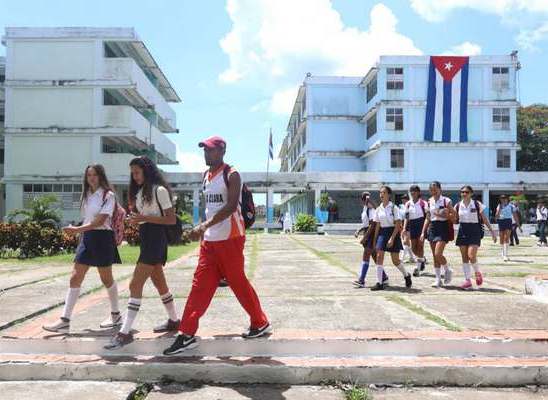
xmin=279 ymin=54 xmax=548 ymax=222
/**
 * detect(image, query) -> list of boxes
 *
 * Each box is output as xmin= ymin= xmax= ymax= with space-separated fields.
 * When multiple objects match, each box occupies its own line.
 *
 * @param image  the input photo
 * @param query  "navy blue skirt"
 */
xmin=407 ymin=217 xmax=425 ymax=240
xmin=428 ymin=220 xmax=450 ymax=243
xmin=498 ymin=218 xmax=512 ymax=231
xmin=138 ymin=223 xmax=168 ymax=266
xmin=74 ymin=230 xmax=121 ymax=267
xmin=375 ymin=227 xmax=403 ymax=253
xmin=456 ymin=223 xmax=483 ymax=247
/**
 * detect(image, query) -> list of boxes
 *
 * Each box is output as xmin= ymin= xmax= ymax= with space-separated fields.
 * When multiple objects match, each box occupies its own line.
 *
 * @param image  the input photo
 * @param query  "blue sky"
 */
xmin=1 ymin=0 xmax=547 ymax=176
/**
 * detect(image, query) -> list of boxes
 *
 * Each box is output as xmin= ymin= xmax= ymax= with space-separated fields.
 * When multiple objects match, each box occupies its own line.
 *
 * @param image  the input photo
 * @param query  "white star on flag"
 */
xmin=444 ymin=62 xmax=453 ymax=71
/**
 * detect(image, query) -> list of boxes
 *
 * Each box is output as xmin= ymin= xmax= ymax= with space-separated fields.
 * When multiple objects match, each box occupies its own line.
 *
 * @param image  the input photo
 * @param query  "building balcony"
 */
xmin=103 ymin=58 xmax=177 ymax=132
xmin=101 ymin=105 xmax=176 ymax=164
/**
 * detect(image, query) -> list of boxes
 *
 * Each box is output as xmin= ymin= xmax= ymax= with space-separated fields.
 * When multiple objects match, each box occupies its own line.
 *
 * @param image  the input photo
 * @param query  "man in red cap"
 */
xmin=163 ymin=136 xmax=271 ymax=355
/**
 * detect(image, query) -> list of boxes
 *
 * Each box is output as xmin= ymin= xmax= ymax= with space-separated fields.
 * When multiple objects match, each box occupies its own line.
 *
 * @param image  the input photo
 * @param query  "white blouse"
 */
xmin=428 ymin=196 xmax=453 ymax=222
xmin=373 ymin=202 xmax=402 ymax=228
xmin=456 ymin=200 xmax=486 ymax=224
xmin=81 ymin=188 xmax=115 ymax=230
xmin=135 ymin=185 xmax=173 ymax=224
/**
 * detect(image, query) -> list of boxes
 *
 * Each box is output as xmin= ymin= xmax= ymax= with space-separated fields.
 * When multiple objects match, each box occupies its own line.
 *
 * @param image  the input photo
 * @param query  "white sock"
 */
xmin=120 ymin=297 xmax=141 ymax=335
xmin=471 ymin=263 xmax=480 ymax=273
xmin=376 ymin=265 xmax=385 ymax=284
xmin=441 ymin=264 xmax=449 ymax=274
xmin=462 ymin=263 xmax=472 ymax=280
xmin=61 ymin=287 xmax=80 ymax=320
xmin=395 ymin=263 xmax=408 ymax=277
xmin=435 ymin=268 xmax=442 ymax=280
xmin=106 ymin=283 xmax=119 ymax=314
xmin=161 ymin=292 xmax=178 ymax=321
xmin=504 ymin=244 xmax=509 ymax=256
xmin=416 ymin=260 xmax=422 ymax=270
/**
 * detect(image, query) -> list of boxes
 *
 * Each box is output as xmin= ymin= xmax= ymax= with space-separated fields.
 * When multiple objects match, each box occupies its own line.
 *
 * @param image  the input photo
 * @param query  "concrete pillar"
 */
xmin=266 ymin=188 xmax=274 ymax=224
xmin=5 ymin=183 xmax=23 ymax=221
xmin=192 ymin=189 xmax=200 ymax=225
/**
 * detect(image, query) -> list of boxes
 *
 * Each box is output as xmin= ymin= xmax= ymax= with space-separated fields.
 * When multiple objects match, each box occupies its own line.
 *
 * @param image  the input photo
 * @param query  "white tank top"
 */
xmin=203 ymin=164 xmax=245 ymax=242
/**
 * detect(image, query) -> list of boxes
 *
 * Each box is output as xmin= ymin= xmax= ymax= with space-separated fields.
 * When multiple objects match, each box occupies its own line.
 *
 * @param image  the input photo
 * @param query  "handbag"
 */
xmin=155 ymin=187 xmax=183 ymax=245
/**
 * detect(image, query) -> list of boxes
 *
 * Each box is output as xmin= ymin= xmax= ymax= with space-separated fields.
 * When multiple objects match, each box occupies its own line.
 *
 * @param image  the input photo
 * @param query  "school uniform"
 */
xmin=427 ymin=196 xmax=453 ymax=243
xmin=373 ymin=202 xmax=403 ymax=253
xmin=537 ymin=206 xmax=548 ymax=244
xmin=360 ymin=206 xmax=376 ymax=249
xmin=455 ymin=200 xmax=486 ymax=247
xmin=74 ymin=188 xmax=121 ymax=267
xmin=497 ymin=203 xmax=515 ymax=231
xmin=136 ymin=185 xmax=172 ymax=265
xmin=405 ymin=199 xmax=427 ymax=240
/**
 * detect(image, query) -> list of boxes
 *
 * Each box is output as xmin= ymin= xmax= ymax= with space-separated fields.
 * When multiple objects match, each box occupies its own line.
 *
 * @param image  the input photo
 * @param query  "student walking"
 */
xmin=353 ymin=192 xmax=388 ymax=288
xmin=399 ymin=194 xmax=415 ymax=263
xmin=163 ymin=136 xmax=270 ymax=355
xmin=454 ymin=186 xmax=497 ymax=290
xmin=403 ymin=185 xmax=428 ymax=277
xmin=421 ymin=181 xmax=454 ymax=288
xmin=510 ymin=201 xmax=522 ymax=246
xmin=43 ymin=164 xmax=122 ymax=333
xmin=537 ymin=200 xmax=548 ymax=247
xmin=370 ymin=186 xmax=412 ymax=291
xmin=105 ymin=156 xmax=179 ymax=349
xmin=495 ymin=195 xmax=519 ymax=261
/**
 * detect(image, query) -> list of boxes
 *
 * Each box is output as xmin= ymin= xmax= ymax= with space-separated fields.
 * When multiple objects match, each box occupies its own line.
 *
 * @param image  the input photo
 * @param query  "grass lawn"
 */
xmin=0 ymin=242 xmax=199 ymax=265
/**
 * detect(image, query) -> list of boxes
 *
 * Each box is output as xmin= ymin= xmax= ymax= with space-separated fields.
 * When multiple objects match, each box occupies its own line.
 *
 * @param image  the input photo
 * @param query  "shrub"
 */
xmin=122 ymin=219 xmax=191 ymax=246
xmin=179 ymin=211 xmax=194 ymax=226
xmin=7 ymin=195 xmax=62 ymax=228
xmin=294 ymin=213 xmax=317 ymax=232
xmin=0 ymin=222 xmax=78 ymax=259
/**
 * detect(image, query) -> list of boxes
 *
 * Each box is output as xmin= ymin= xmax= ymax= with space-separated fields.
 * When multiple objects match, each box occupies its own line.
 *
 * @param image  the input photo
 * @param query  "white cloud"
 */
xmin=176 ymin=146 xmax=206 ymax=172
xmin=219 ymin=1 xmax=422 ymax=115
xmin=442 ymin=41 xmax=482 ymax=56
xmin=410 ymin=0 xmax=548 ymax=49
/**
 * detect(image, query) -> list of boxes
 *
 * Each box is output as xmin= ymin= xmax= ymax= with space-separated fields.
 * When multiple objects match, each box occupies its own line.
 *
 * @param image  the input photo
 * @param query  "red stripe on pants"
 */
xmin=179 ymin=236 xmax=268 ymax=336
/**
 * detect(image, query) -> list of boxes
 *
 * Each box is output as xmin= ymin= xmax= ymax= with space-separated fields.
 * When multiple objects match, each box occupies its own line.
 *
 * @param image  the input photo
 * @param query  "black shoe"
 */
xmin=242 ymin=323 xmax=272 ymax=339
xmin=219 ymin=279 xmax=229 ymax=287
xmin=413 ymin=267 xmax=420 ymax=277
xmin=420 ymin=261 xmax=426 ymax=271
xmin=163 ymin=334 xmax=198 ymax=355
xmin=405 ymin=273 xmax=412 ymax=288
xmin=371 ymin=282 xmax=386 ymax=291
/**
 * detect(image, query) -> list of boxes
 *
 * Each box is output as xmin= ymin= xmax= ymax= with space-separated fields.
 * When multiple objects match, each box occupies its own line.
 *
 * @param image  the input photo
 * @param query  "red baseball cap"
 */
xmin=198 ymin=136 xmax=226 ymax=149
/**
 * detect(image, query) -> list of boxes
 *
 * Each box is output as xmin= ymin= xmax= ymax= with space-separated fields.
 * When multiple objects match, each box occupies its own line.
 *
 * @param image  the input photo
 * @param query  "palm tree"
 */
xmin=8 ymin=194 xmax=62 ymax=228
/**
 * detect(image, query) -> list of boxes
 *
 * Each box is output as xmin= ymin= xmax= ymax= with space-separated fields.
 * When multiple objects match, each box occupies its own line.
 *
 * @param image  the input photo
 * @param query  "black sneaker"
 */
xmin=352 ymin=280 xmax=365 ymax=288
xmin=420 ymin=261 xmax=426 ymax=271
xmin=163 ymin=334 xmax=198 ymax=355
xmin=104 ymin=332 xmax=134 ymax=350
xmin=370 ymin=282 xmax=386 ymax=291
xmin=405 ymin=273 xmax=413 ymax=288
xmin=413 ymin=267 xmax=420 ymax=277
xmin=242 ymin=323 xmax=272 ymax=339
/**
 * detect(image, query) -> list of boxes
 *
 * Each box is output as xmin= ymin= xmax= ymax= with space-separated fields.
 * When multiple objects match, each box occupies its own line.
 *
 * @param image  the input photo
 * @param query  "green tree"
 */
xmin=517 ymin=104 xmax=548 ymax=171
xmin=8 ymin=194 xmax=62 ymax=228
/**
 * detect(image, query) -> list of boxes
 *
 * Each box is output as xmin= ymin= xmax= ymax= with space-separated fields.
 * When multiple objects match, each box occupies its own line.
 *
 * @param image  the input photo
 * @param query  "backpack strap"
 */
xmin=474 ymin=200 xmax=482 ymax=224
xmin=455 ymin=202 xmax=460 ymax=224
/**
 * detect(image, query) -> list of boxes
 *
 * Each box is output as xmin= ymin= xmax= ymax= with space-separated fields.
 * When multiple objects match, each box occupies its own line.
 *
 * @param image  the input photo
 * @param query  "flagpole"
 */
xmin=265 ymin=128 xmax=271 ymax=231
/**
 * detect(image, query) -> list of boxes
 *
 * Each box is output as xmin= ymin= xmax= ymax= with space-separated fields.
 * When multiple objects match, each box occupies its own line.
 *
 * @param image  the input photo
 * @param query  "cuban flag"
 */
xmin=424 ymin=56 xmax=469 ymax=143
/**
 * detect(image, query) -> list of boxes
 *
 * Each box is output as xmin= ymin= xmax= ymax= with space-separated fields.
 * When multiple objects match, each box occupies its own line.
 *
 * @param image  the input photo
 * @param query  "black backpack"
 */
xmin=155 ymin=186 xmax=184 ymax=245
xmin=203 ymin=165 xmax=256 ymax=229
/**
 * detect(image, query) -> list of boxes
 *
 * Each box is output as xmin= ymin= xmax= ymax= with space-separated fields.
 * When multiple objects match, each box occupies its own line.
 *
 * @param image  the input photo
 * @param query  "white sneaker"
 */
xmin=503 ymin=256 xmax=509 ymax=262
xmin=444 ymin=268 xmax=453 ymax=285
xmin=99 ymin=312 xmax=123 ymax=329
xmin=43 ymin=318 xmax=70 ymax=333
xmin=432 ymin=278 xmax=442 ymax=288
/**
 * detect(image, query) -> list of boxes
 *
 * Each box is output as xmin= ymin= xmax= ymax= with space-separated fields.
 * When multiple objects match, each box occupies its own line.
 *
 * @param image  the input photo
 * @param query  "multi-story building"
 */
xmin=279 ymin=54 xmax=546 ymax=222
xmin=1 ymin=27 xmax=180 ymax=222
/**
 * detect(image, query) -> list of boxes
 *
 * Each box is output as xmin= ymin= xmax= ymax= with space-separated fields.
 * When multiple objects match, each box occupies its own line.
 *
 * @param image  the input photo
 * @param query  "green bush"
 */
xmin=179 ymin=211 xmax=194 ymax=225
xmin=0 ymin=222 xmax=78 ymax=259
xmin=7 ymin=195 xmax=61 ymax=228
xmin=123 ymin=219 xmax=191 ymax=246
xmin=294 ymin=213 xmax=317 ymax=232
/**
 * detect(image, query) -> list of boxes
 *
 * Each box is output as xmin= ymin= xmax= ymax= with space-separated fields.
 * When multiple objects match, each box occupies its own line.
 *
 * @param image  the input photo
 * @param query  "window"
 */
xmin=497 ymin=149 xmax=511 ymax=168
xmin=366 ymin=114 xmax=377 ymax=139
xmin=493 ymin=108 xmax=510 ymax=130
xmin=63 ymin=184 xmax=73 ymax=192
xmin=53 ymin=184 xmax=63 ymax=192
xmin=386 ymin=108 xmax=403 ymax=130
xmin=390 ymin=149 xmax=404 ymax=168
xmin=23 ymin=184 xmax=33 ymax=193
xmin=492 ymin=67 xmax=509 ymax=90
xmin=0 ymin=148 xmax=4 ymax=164
xmin=386 ymin=67 xmax=404 ymax=90
xmin=366 ymin=76 xmax=377 ymax=102
xmin=0 ymin=74 xmax=5 ymax=83
xmin=33 ymin=184 xmax=43 ymax=193
xmin=73 ymin=184 xmax=83 ymax=193
xmin=43 ymin=184 xmax=52 ymax=193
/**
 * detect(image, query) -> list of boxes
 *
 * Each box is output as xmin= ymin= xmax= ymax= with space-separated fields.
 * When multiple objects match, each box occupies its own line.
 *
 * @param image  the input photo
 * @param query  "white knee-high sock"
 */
xmin=376 ymin=265 xmax=385 ymax=284
xmin=395 ymin=263 xmax=408 ymax=277
xmin=434 ymin=268 xmax=442 ymax=280
xmin=471 ymin=263 xmax=480 ymax=273
xmin=120 ymin=298 xmax=141 ymax=335
xmin=161 ymin=292 xmax=178 ymax=321
xmin=61 ymin=287 xmax=80 ymax=320
xmin=462 ymin=263 xmax=472 ymax=280
xmin=106 ymin=283 xmax=119 ymax=314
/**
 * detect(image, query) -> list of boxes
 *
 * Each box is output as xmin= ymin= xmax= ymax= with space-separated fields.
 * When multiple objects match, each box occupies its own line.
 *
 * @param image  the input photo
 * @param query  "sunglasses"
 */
xmin=460 ymin=190 xmax=470 ymax=194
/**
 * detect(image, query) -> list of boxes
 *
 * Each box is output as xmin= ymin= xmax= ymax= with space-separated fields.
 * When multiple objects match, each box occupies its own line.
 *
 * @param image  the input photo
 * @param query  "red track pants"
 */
xmin=179 ymin=236 xmax=268 ymax=336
